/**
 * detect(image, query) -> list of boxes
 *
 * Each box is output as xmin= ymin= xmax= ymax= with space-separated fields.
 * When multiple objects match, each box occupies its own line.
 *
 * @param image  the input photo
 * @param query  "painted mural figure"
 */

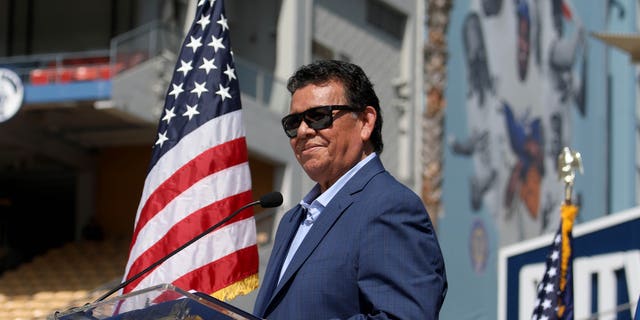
xmin=450 ymin=9 xmax=501 ymax=214
xmin=515 ymin=0 xmax=531 ymax=81
xmin=463 ymin=12 xmax=494 ymax=108
xmin=502 ymin=101 xmax=544 ymax=219
xmin=451 ymin=0 xmax=587 ymax=245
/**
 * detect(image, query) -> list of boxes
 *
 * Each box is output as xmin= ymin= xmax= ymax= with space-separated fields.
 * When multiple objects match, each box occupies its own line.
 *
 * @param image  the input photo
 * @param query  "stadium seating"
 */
xmin=0 ymin=238 xmax=129 ymax=320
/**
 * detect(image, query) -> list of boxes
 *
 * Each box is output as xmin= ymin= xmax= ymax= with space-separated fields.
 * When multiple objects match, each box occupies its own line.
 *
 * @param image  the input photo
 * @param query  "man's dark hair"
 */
xmin=286 ymin=60 xmax=384 ymax=154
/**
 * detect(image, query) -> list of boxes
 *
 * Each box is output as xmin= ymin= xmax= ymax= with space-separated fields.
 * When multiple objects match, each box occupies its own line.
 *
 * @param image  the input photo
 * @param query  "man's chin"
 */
xmin=301 ymin=163 xmax=328 ymax=180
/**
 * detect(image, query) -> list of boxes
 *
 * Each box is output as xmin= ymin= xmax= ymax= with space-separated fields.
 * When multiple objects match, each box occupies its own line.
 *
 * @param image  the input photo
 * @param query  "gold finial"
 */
xmin=557 ymin=147 xmax=583 ymax=203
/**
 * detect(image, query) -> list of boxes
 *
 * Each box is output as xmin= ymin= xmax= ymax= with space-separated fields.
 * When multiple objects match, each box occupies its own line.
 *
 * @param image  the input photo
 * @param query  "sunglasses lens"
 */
xmin=281 ymin=106 xmax=347 ymax=138
xmin=282 ymin=114 xmax=302 ymax=138
xmin=305 ymin=108 xmax=332 ymax=130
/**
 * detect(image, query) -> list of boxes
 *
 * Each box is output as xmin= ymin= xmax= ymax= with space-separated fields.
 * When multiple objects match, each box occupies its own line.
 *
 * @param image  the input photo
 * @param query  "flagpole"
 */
xmin=558 ymin=147 xmax=582 ymax=319
xmin=532 ymin=146 xmax=583 ymax=320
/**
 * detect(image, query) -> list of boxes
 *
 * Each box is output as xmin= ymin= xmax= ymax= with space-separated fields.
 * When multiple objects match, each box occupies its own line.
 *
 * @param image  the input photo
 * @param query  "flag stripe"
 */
xmin=125 ymin=164 xmax=252 ymax=278
xmin=124 ymin=212 xmax=257 ymax=293
xmin=561 ymin=2 xmax=573 ymax=21
xmin=132 ymin=137 xmax=249 ymax=241
xmin=173 ymin=238 xmax=259 ymax=294
xmin=145 ymin=246 xmax=259 ymax=304
xmin=136 ymin=110 xmax=246 ymax=224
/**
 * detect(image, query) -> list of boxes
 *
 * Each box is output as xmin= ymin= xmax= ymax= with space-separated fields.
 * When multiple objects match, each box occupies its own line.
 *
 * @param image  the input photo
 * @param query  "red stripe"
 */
xmin=131 ymin=137 xmax=248 ymax=250
xmin=173 ymin=245 xmax=259 ymax=294
xmin=561 ymin=2 xmax=572 ymax=20
xmin=123 ymin=191 xmax=254 ymax=293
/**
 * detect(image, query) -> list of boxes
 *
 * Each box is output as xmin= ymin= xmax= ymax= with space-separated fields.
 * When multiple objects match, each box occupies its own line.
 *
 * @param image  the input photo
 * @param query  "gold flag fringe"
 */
xmin=212 ymin=273 xmax=259 ymax=302
xmin=557 ymin=203 xmax=578 ymax=317
xmin=559 ymin=203 xmax=577 ymax=291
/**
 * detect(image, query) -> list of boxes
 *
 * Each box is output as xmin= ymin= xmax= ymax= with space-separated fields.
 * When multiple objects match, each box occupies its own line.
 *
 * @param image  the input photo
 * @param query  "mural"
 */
xmin=448 ymin=0 xmax=587 ymax=246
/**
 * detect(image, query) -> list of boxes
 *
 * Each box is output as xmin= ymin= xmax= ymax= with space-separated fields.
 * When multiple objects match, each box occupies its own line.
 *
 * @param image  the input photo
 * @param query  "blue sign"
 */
xmin=499 ymin=208 xmax=640 ymax=320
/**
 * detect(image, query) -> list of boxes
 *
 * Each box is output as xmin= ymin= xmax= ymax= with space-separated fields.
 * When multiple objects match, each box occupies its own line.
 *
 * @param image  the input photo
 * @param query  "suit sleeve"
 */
xmin=349 ymin=186 xmax=448 ymax=320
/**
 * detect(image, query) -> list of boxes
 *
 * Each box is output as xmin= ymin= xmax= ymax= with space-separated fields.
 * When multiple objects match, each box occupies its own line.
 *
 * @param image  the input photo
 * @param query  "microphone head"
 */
xmin=260 ymin=191 xmax=283 ymax=208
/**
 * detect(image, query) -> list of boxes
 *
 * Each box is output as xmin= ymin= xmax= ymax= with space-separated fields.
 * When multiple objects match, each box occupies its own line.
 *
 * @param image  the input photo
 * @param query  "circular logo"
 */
xmin=469 ymin=218 xmax=489 ymax=274
xmin=0 ymin=68 xmax=24 ymax=123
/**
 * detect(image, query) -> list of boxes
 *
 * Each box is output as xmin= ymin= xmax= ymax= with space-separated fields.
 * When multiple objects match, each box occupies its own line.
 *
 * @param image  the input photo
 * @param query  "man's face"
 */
xmin=288 ymin=80 xmax=370 ymax=191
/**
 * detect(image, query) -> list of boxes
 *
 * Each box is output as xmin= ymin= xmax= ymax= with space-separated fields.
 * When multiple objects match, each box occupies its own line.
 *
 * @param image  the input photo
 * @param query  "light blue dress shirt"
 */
xmin=277 ymin=153 xmax=377 ymax=283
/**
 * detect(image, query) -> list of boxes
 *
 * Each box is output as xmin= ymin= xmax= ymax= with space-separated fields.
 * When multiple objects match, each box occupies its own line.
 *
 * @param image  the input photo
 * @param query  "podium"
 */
xmin=49 ymin=283 xmax=262 ymax=320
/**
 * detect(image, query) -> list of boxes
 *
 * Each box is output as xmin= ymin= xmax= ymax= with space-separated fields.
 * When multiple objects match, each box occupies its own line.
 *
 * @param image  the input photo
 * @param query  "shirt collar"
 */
xmin=300 ymin=153 xmax=377 ymax=212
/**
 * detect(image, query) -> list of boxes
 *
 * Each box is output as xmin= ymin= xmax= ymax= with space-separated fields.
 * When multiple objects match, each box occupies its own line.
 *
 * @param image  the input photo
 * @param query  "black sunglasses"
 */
xmin=281 ymin=105 xmax=362 ymax=138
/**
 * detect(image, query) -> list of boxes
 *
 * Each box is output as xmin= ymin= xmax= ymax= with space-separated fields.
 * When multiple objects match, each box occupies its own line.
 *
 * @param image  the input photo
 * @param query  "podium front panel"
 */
xmin=50 ymin=283 xmax=262 ymax=320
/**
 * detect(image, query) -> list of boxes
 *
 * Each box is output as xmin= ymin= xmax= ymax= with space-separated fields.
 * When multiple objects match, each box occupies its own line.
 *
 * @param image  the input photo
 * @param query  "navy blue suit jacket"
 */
xmin=253 ymin=156 xmax=447 ymax=319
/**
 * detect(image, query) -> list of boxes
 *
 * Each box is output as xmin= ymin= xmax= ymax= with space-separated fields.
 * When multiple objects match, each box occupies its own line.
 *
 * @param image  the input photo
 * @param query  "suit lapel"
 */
xmin=272 ymin=197 xmax=350 ymax=293
xmin=268 ymin=157 xmax=386 ymax=303
xmin=254 ymin=205 xmax=305 ymax=316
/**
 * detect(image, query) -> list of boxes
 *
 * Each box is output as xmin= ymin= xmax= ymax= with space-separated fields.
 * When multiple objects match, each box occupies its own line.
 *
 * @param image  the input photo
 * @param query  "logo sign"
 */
xmin=0 ymin=68 xmax=24 ymax=123
xmin=498 ymin=208 xmax=640 ymax=320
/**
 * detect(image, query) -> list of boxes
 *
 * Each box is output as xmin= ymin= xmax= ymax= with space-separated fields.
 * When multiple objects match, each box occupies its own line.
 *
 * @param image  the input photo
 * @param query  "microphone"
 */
xmin=258 ymin=191 xmax=284 ymax=208
xmin=93 ymin=191 xmax=283 ymax=303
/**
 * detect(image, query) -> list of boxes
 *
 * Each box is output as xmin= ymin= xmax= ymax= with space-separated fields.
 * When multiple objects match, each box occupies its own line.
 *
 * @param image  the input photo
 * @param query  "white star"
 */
xmin=186 ymin=36 xmax=202 ymax=53
xmin=541 ymin=299 xmax=552 ymax=310
xmin=177 ymin=60 xmax=193 ymax=77
xmin=550 ymin=250 xmax=559 ymax=261
xmin=191 ymin=81 xmax=208 ymax=98
xmin=162 ymin=107 xmax=176 ymax=124
xmin=196 ymin=14 xmax=210 ymax=30
xmin=208 ymin=35 xmax=225 ymax=52
xmin=169 ymin=83 xmax=184 ymax=98
xmin=216 ymin=84 xmax=232 ymax=101
xmin=183 ymin=104 xmax=200 ymax=120
xmin=554 ymin=234 xmax=561 ymax=244
xmin=547 ymin=266 xmax=557 ymax=277
xmin=223 ymin=64 xmax=236 ymax=81
xmin=199 ymin=57 xmax=217 ymax=74
xmin=217 ymin=14 xmax=228 ymax=31
xmin=544 ymin=283 xmax=554 ymax=293
xmin=155 ymin=131 xmax=169 ymax=147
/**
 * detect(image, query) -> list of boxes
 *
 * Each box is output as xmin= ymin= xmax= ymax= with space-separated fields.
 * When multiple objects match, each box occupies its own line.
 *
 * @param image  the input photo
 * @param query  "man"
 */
xmin=253 ymin=60 xmax=447 ymax=319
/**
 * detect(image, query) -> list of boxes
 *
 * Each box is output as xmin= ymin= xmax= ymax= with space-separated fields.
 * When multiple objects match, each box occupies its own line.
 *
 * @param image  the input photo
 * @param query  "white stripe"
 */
xmin=134 ymin=110 xmax=246 ymax=225
xmin=125 ymin=162 xmax=251 ymax=274
xmin=131 ymin=216 xmax=257 ymax=292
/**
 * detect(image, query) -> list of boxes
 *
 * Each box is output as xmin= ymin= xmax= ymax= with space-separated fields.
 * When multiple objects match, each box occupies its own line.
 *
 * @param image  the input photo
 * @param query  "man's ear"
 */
xmin=360 ymin=106 xmax=376 ymax=141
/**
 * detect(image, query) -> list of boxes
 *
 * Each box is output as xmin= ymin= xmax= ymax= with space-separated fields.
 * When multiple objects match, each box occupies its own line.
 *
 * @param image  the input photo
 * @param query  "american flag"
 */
xmin=121 ymin=0 xmax=258 ymax=301
xmin=531 ymin=203 xmax=577 ymax=320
